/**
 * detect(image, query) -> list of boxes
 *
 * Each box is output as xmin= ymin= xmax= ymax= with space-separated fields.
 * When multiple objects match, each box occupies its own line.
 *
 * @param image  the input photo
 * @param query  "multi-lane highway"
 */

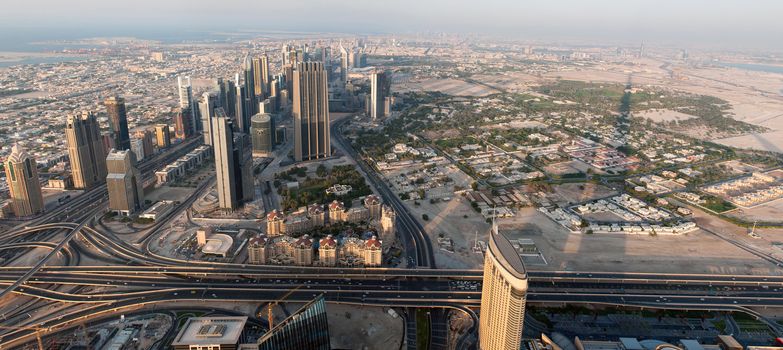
xmin=332 ymin=117 xmax=436 ymax=268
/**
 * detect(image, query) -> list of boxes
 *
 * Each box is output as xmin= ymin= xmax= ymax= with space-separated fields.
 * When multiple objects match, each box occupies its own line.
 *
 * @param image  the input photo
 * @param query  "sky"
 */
xmin=1 ymin=0 xmax=782 ymax=50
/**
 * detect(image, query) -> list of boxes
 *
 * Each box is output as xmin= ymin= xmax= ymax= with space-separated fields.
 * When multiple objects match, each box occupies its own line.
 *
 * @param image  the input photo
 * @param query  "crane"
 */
xmin=267 ymin=285 xmax=302 ymax=329
xmin=0 ymin=325 xmax=48 ymax=350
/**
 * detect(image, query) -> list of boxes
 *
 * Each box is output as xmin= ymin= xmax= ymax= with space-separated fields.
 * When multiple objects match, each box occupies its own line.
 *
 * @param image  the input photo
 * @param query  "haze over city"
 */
xmin=1 ymin=1 xmax=783 ymax=349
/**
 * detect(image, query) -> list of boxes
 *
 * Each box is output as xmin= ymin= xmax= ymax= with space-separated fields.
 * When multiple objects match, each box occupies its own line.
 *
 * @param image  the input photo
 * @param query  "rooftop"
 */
xmin=171 ymin=316 xmax=247 ymax=345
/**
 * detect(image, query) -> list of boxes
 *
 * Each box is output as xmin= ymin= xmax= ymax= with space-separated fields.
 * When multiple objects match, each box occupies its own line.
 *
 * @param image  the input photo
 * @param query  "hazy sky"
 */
xmin=2 ymin=0 xmax=782 ymax=49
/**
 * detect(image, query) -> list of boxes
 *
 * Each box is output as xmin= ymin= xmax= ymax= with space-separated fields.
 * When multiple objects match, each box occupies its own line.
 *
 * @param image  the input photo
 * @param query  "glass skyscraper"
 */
xmin=257 ymin=295 xmax=330 ymax=350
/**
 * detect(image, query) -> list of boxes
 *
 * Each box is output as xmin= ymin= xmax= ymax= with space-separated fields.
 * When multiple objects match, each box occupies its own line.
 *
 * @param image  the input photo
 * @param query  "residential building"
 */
xmin=65 ymin=112 xmax=107 ymax=189
xmin=292 ymin=62 xmax=330 ymax=162
xmin=106 ymin=149 xmax=144 ymax=216
xmin=104 ymin=96 xmax=131 ymax=151
xmin=4 ymin=144 xmax=44 ymax=217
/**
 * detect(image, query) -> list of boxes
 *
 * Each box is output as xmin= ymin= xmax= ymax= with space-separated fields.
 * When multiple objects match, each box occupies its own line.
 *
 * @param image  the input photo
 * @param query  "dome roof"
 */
xmin=267 ymin=210 xmax=283 ymax=221
xmin=295 ymin=235 xmax=313 ymax=248
xmin=328 ymin=200 xmax=344 ymax=211
xmin=248 ymin=235 xmax=268 ymax=246
xmin=366 ymin=235 xmax=382 ymax=249
xmin=319 ymin=234 xmax=337 ymax=248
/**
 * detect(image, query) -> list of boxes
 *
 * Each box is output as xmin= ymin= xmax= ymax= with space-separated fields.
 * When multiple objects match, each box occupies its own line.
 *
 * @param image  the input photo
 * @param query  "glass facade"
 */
xmin=257 ymin=295 xmax=330 ymax=350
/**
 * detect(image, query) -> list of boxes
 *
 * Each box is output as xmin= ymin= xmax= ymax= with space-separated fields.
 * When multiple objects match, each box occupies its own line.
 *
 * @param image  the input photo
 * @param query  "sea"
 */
xmin=718 ymin=62 xmax=783 ymax=75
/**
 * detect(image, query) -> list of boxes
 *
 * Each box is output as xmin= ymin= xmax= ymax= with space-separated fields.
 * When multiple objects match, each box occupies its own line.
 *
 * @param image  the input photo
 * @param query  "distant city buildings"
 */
xmin=65 ymin=112 xmax=107 ymax=189
xmin=479 ymin=223 xmax=528 ymax=350
xmin=4 ymin=144 xmax=44 ymax=217
xmin=106 ymin=149 xmax=144 ymax=216
xmin=104 ymin=96 xmax=131 ymax=151
xmin=292 ymin=62 xmax=331 ymax=162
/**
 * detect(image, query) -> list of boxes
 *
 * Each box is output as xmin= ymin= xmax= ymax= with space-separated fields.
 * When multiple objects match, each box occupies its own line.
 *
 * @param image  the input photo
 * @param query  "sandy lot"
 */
xmin=395 ymin=78 xmax=499 ymax=97
xmin=725 ymin=198 xmax=783 ymax=223
xmin=551 ymin=183 xmax=617 ymax=206
xmin=634 ymin=109 xmax=696 ymax=122
xmin=499 ymin=208 xmax=782 ymax=275
xmin=327 ymin=304 xmax=403 ymax=350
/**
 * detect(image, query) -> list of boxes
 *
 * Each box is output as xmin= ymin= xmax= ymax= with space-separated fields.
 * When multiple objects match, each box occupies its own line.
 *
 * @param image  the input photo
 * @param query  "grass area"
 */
xmin=713 ymin=319 xmax=727 ymax=333
xmin=416 ymin=309 xmax=431 ymax=350
xmin=701 ymin=194 xmax=737 ymax=213
xmin=277 ymin=165 xmax=372 ymax=211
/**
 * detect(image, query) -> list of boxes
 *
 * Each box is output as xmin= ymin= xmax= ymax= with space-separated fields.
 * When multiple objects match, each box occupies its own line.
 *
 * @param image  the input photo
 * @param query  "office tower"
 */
xmin=133 ymin=129 xmax=154 ymax=159
xmin=257 ymin=295 xmax=331 ymax=350
xmin=340 ymin=48 xmax=349 ymax=84
xmin=234 ymin=132 xmax=254 ymax=203
xmin=292 ymin=62 xmax=331 ymax=162
xmin=174 ymin=106 xmax=193 ymax=139
xmin=260 ymin=53 xmax=271 ymax=95
xmin=479 ymin=223 xmax=528 ymax=350
xmin=199 ymin=92 xmax=220 ymax=146
xmin=251 ymin=113 xmax=274 ymax=157
xmin=212 ymin=108 xmax=238 ymax=210
xmin=243 ymin=54 xmax=257 ymax=116
xmin=220 ymin=78 xmax=237 ymax=120
xmin=4 ymin=144 xmax=44 ymax=217
xmin=258 ymin=99 xmax=272 ymax=115
xmin=106 ymin=149 xmax=144 ymax=216
xmin=252 ymin=56 xmax=264 ymax=99
xmin=235 ymin=77 xmax=249 ymax=133
xmin=370 ymin=71 xmax=390 ymax=120
xmin=350 ymin=51 xmax=360 ymax=68
xmin=155 ymin=124 xmax=171 ymax=149
xmin=177 ymin=76 xmax=196 ymax=132
xmin=281 ymin=43 xmax=291 ymax=68
xmin=104 ymin=96 xmax=131 ymax=151
xmin=66 ymin=112 xmax=107 ymax=189
xmin=130 ymin=139 xmax=145 ymax=162
xmin=270 ymin=78 xmax=280 ymax=112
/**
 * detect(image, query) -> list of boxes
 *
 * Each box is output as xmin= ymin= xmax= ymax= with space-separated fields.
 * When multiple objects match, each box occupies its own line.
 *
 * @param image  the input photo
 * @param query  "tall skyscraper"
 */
xmin=251 ymin=113 xmax=274 ymax=157
xmin=292 ymin=62 xmax=331 ymax=162
xmin=4 ymin=144 xmax=44 ymax=217
xmin=104 ymin=96 xmax=131 ymax=151
xmin=133 ymin=129 xmax=154 ymax=159
xmin=257 ymin=295 xmax=331 ymax=350
xmin=339 ymin=45 xmax=349 ymax=84
xmin=155 ymin=124 xmax=171 ymax=149
xmin=212 ymin=108 xmax=238 ymax=210
xmin=260 ymin=53 xmax=271 ymax=96
xmin=66 ymin=112 xmax=107 ymax=189
xmin=174 ymin=106 xmax=193 ymax=139
xmin=370 ymin=70 xmax=390 ymax=120
xmin=106 ymin=149 xmax=144 ymax=216
xmin=252 ymin=56 xmax=264 ymax=99
xmin=199 ymin=92 xmax=220 ymax=146
xmin=177 ymin=76 xmax=193 ymax=109
xmin=479 ymin=223 xmax=528 ymax=350
xmin=244 ymin=54 xmax=257 ymax=117
xmin=234 ymin=132 xmax=254 ymax=204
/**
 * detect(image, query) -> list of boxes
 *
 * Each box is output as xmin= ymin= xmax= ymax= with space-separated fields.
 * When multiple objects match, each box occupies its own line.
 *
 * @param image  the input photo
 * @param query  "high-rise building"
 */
xmin=220 ymin=78 xmax=238 ymax=120
xmin=130 ymin=139 xmax=145 ymax=162
xmin=243 ymin=54 xmax=257 ymax=117
xmin=211 ymin=108 xmax=253 ymax=211
xmin=155 ymin=124 xmax=171 ymax=149
xmin=106 ymin=149 xmax=144 ymax=216
xmin=250 ymin=113 xmax=274 ymax=157
xmin=133 ymin=129 xmax=154 ymax=159
xmin=257 ymin=295 xmax=331 ymax=350
xmin=260 ymin=53 xmax=271 ymax=96
xmin=370 ymin=71 xmax=390 ymax=120
xmin=4 ymin=144 xmax=44 ymax=217
xmin=66 ymin=112 xmax=107 ymax=189
xmin=292 ymin=62 xmax=331 ymax=162
xmin=199 ymin=92 xmax=220 ymax=146
xmin=212 ymin=108 xmax=238 ymax=210
xmin=104 ymin=96 xmax=131 ymax=151
xmin=174 ymin=106 xmax=193 ymax=139
xmin=252 ymin=56 xmax=264 ymax=99
xmin=176 ymin=76 xmax=196 ymax=140
xmin=479 ymin=223 xmax=528 ymax=350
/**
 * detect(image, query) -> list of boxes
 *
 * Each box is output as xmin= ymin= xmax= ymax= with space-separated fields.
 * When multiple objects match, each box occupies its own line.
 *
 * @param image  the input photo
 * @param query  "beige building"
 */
xmin=380 ymin=205 xmax=396 ymax=240
xmin=479 ymin=224 xmax=528 ymax=350
xmin=292 ymin=62 xmax=331 ymax=162
xmin=318 ymin=235 xmax=338 ymax=266
xmin=365 ymin=195 xmax=382 ymax=220
xmin=106 ymin=149 xmax=144 ymax=216
xmin=247 ymin=234 xmax=314 ymax=266
xmin=65 ymin=112 xmax=107 ymax=189
xmin=266 ymin=210 xmax=284 ymax=236
xmin=155 ymin=124 xmax=171 ymax=149
xmin=4 ymin=145 xmax=44 ymax=217
xmin=133 ymin=129 xmax=155 ymax=159
xmin=328 ymin=200 xmax=371 ymax=223
xmin=293 ymin=235 xmax=314 ymax=266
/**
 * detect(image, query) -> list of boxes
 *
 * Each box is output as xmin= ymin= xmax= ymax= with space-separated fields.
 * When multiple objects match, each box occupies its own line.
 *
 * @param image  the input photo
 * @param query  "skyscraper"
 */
xmin=370 ymin=70 xmax=390 ymax=120
xmin=257 ymin=295 xmax=331 ymax=350
xmin=4 ymin=144 xmax=44 ymax=217
xmin=66 ymin=112 xmax=107 ymax=189
xmin=479 ymin=223 xmax=528 ymax=350
xmin=292 ymin=62 xmax=331 ymax=162
xmin=260 ymin=53 xmax=271 ymax=96
xmin=199 ymin=92 xmax=220 ymax=146
xmin=155 ymin=124 xmax=171 ymax=149
xmin=133 ymin=129 xmax=154 ymax=159
xmin=212 ymin=108 xmax=238 ymax=210
xmin=106 ymin=149 xmax=144 ymax=216
xmin=244 ymin=54 xmax=257 ymax=116
xmin=104 ymin=96 xmax=131 ymax=151
xmin=174 ymin=106 xmax=193 ymax=139
xmin=251 ymin=113 xmax=274 ymax=157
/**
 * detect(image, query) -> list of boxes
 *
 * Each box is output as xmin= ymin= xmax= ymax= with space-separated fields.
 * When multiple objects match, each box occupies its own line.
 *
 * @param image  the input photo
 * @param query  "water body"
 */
xmin=719 ymin=62 xmax=783 ymax=75
xmin=0 ymin=56 xmax=89 ymax=68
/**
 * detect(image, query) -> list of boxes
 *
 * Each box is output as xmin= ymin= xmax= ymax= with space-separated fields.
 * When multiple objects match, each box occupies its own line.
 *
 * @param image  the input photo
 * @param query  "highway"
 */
xmin=332 ymin=117 xmax=436 ymax=268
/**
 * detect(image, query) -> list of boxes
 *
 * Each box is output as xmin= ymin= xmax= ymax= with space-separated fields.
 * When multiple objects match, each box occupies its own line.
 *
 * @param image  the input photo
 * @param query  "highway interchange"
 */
xmin=1 ymin=132 xmax=783 ymax=348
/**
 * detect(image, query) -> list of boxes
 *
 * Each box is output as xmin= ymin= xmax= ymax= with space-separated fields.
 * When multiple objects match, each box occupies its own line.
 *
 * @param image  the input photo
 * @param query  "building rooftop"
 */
xmin=171 ymin=316 xmax=247 ymax=346
xmin=202 ymin=233 xmax=233 ymax=256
